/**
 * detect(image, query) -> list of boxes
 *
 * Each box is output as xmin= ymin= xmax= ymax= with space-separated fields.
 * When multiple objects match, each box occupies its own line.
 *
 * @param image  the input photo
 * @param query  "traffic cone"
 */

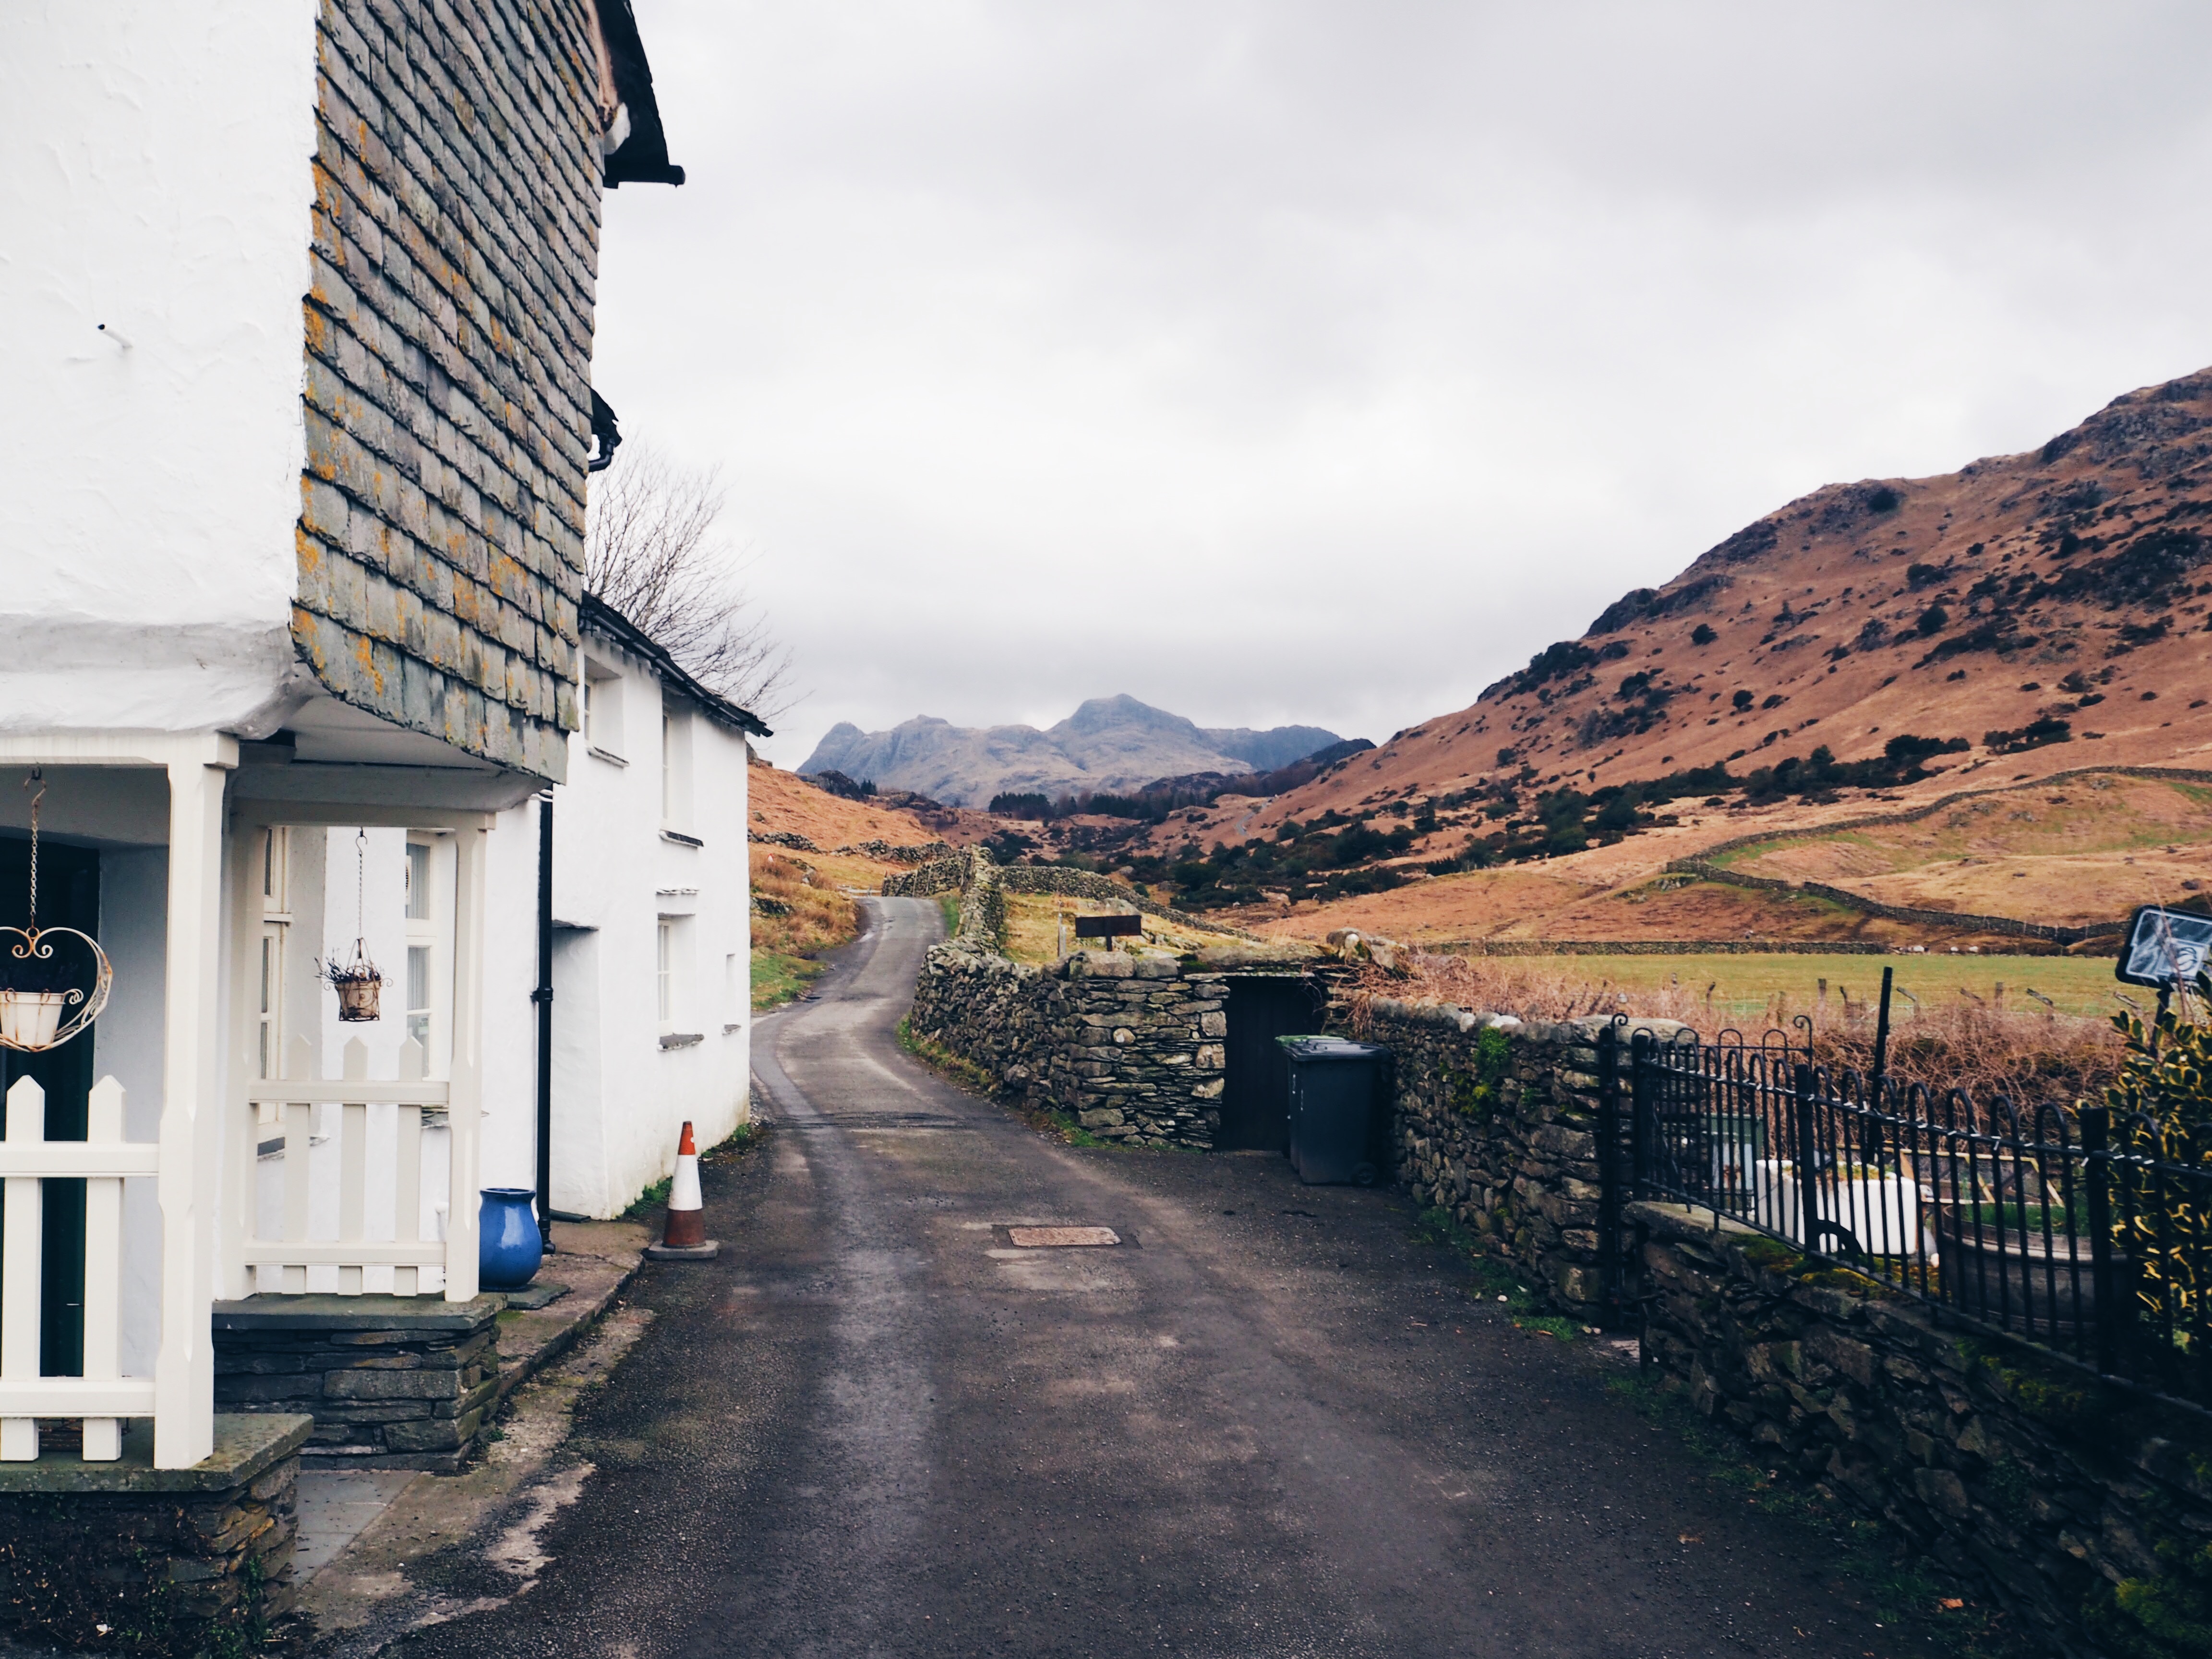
xmin=644 ymin=1120 xmax=719 ymax=1260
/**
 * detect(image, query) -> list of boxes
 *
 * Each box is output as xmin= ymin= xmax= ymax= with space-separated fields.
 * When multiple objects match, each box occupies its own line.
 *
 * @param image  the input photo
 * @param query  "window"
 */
xmin=660 ymin=706 xmax=693 ymax=830
xmin=256 ymin=828 xmax=291 ymax=1082
xmin=405 ymin=842 xmax=430 ymax=920
xmin=403 ymin=835 xmax=444 ymax=1063
xmin=258 ymin=926 xmax=283 ymax=1081
xmin=262 ymin=825 xmax=289 ymax=911
xmin=406 ymin=946 xmax=431 ymax=1050
xmin=582 ymin=658 xmax=625 ymax=757
xmin=656 ymin=921 xmax=673 ymax=1028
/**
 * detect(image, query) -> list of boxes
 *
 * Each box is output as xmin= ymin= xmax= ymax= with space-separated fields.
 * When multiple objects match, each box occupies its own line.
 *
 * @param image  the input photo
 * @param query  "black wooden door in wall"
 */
xmin=1216 ymin=977 xmax=1315 ymax=1153
xmin=0 ymin=834 xmax=100 ymax=1378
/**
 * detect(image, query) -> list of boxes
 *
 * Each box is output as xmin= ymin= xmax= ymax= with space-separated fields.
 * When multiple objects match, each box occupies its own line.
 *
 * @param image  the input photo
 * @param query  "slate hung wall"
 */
xmin=296 ymin=0 xmax=602 ymax=780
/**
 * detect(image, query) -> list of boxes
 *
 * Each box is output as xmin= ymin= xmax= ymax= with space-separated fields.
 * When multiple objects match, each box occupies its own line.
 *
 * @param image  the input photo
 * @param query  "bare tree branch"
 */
xmin=584 ymin=443 xmax=797 ymax=721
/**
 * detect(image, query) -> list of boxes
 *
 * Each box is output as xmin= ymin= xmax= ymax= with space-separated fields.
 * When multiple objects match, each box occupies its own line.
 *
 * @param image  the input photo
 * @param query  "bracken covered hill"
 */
xmin=1176 ymin=364 xmax=2212 ymax=847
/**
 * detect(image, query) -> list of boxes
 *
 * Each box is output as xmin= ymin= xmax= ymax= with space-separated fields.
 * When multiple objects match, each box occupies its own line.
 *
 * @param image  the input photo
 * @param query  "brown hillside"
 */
xmin=1172 ymin=365 xmax=2212 ymax=847
xmin=745 ymin=759 xmax=993 ymax=852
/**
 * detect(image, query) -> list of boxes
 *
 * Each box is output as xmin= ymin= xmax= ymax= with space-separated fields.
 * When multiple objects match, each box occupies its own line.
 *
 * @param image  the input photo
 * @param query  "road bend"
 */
xmin=389 ymin=897 xmax=1901 ymax=1658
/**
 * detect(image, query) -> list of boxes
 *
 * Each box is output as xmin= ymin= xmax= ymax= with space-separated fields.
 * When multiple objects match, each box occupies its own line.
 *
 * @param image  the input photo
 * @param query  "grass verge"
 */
xmin=894 ymin=1016 xmax=1108 ymax=1147
xmin=620 ymin=1120 xmax=769 ymax=1222
xmin=1412 ymin=1207 xmax=1585 ymax=1340
xmin=751 ymin=948 xmax=827 ymax=1011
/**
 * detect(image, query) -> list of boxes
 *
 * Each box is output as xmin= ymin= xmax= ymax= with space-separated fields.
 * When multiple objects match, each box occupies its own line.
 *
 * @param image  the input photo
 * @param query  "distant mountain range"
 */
xmin=800 ymin=695 xmax=1346 ymax=807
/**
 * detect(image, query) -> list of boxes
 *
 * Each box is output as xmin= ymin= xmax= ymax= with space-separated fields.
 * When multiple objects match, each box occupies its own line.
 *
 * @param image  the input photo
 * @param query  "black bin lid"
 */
xmin=1275 ymin=1035 xmax=1389 ymax=1062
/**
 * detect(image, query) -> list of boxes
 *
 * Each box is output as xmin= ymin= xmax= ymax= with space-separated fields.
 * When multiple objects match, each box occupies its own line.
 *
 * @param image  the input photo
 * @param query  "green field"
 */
xmin=1549 ymin=952 xmax=2128 ymax=1020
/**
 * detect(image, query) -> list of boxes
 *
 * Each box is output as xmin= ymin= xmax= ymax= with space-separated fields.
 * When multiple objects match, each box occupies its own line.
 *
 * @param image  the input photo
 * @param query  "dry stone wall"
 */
xmin=887 ymin=848 xmax=1256 ymax=938
xmin=1351 ymin=998 xmax=1688 ymax=1319
xmin=1337 ymin=991 xmax=2212 ymax=1653
xmin=1630 ymin=1202 xmax=2212 ymax=1655
xmin=900 ymin=852 xmax=1229 ymax=1147
xmin=909 ymin=946 xmax=1229 ymax=1148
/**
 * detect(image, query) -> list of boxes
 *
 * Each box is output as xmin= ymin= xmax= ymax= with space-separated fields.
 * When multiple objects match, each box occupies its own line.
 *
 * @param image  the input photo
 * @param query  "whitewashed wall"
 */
xmin=0 ymin=2 xmax=321 ymax=737
xmin=483 ymin=636 xmax=753 ymax=1221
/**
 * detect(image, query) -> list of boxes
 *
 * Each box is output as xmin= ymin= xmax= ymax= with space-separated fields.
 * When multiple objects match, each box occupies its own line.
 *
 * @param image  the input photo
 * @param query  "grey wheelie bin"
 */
xmin=1276 ymin=1036 xmax=1391 ymax=1186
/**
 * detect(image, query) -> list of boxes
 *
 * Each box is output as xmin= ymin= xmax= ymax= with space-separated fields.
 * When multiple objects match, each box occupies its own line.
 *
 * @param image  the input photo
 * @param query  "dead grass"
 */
xmin=751 ymin=851 xmax=859 ymax=957
xmin=1361 ymin=952 xmax=2124 ymax=1104
xmin=998 ymin=891 xmax=1255 ymax=966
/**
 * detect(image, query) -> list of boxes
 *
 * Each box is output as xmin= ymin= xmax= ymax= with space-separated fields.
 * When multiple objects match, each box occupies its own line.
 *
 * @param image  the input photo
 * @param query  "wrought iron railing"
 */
xmin=1619 ymin=1024 xmax=2212 ymax=1413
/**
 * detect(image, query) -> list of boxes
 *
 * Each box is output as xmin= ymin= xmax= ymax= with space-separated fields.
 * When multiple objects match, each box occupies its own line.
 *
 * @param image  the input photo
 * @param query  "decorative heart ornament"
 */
xmin=0 ymin=926 xmax=112 ymax=1053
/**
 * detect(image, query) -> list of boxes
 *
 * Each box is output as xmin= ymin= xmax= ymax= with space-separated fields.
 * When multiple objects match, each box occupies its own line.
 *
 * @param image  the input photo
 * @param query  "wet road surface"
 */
xmin=386 ymin=897 xmax=1907 ymax=1658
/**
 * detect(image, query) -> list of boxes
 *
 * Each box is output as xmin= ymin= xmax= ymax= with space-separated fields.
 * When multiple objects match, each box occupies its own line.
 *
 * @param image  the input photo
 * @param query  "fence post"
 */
xmin=82 ymin=1076 xmax=126 ymax=1461
xmin=1792 ymin=1063 xmax=1823 ymax=1256
xmin=1597 ymin=1023 xmax=1623 ymax=1327
xmin=2080 ymin=1105 xmax=2119 ymax=1375
xmin=1 ymin=1077 xmax=45 ymax=1461
xmin=1630 ymin=1030 xmax=1655 ymax=1203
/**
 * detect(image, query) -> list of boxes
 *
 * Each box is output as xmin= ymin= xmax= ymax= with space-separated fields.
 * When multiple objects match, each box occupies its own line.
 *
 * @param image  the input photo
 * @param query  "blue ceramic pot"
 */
xmin=479 ymin=1188 xmax=543 ymax=1290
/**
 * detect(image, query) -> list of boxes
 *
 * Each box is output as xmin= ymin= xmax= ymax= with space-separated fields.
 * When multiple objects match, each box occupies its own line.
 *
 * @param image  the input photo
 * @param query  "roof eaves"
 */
xmin=579 ymin=594 xmax=771 ymax=737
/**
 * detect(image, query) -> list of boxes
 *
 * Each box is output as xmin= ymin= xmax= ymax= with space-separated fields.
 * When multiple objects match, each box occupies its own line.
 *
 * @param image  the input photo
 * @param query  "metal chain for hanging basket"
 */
xmin=0 ymin=769 xmax=114 ymax=1053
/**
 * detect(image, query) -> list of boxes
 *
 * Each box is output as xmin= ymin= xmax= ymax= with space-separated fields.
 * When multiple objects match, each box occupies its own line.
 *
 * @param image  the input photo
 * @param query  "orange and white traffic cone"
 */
xmin=645 ymin=1120 xmax=719 ymax=1260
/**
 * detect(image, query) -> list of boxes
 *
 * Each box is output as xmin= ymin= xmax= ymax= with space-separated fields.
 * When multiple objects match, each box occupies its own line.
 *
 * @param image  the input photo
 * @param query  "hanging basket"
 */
xmin=0 ymin=773 xmax=113 ymax=1054
xmin=333 ymin=972 xmax=383 ymax=1022
xmin=322 ymin=829 xmax=385 ymax=1023
xmin=0 ymin=927 xmax=112 ymax=1053
xmin=320 ymin=947 xmax=385 ymax=1023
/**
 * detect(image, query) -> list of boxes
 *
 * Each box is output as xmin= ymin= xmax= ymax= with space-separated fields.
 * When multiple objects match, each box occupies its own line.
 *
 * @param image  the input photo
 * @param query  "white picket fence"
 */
xmin=0 ymin=1074 xmax=156 ymax=1462
xmin=239 ymin=1036 xmax=460 ymax=1297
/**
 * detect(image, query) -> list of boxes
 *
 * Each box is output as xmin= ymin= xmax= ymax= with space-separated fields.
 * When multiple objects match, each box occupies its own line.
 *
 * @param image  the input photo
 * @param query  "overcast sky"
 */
xmin=593 ymin=1 xmax=2212 ymax=768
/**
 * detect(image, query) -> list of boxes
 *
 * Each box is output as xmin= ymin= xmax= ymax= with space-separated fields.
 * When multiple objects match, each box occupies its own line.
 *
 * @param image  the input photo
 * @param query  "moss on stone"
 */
xmin=1737 ymin=1237 xmax=1802 ymax=1273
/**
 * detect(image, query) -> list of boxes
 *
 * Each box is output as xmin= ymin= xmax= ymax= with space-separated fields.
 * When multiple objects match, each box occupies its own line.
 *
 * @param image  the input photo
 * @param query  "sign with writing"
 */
xmin=1071 ymin=913 xmax=1143 ymax=939
xmin=2115 ymin=904 xmax=2212 ymax=990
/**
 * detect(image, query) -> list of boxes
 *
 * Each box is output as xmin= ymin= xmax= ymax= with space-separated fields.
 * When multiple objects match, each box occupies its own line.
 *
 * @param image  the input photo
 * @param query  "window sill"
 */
xmin=659 ymin=1032 xmax=704 ymax=1049
xmin=588 ymin=745 xmax=628 ymax=767
xmin=661 ymin=830 xmax=703 ymax=848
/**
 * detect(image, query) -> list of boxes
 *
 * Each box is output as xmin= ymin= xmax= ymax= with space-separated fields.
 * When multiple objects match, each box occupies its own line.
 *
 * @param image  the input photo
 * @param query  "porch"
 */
xmin=0 ymin=726 xmax=535 ymax=1480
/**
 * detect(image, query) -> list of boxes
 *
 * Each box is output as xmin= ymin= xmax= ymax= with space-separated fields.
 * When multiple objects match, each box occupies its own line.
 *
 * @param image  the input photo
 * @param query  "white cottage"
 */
xmin=481 ymin=596 xmax=765 ymax=1221
xmin=0 ymin=0 xmax=688 ymax=1557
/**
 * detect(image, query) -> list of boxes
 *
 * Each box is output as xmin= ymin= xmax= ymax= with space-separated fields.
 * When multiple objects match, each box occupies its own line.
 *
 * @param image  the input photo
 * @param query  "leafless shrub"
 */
xmin=586 ymin=443 xmax=795 ymax=720
xmin=1361 ymin=953 xmax=2122 ymax=1104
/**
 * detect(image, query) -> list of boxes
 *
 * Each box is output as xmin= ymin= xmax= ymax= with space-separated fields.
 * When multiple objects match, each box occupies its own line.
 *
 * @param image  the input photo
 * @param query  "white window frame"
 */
xmin=661 ymin=705 xmax=694 ymax=833
xmin=656 ymin=919 xmax=674 ymax=1032
xmin=582 ymin=654 xmax=626 ymax=761
xmin=256 ymin=828 xmax=290 ymax=1090
xmin=403 ymin=834 xmax=451 ymax=1069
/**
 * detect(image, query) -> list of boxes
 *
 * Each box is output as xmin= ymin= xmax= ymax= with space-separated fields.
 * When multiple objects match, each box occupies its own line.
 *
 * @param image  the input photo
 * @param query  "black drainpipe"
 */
xmin=534 ymin=789 xmax=555 ymax=1250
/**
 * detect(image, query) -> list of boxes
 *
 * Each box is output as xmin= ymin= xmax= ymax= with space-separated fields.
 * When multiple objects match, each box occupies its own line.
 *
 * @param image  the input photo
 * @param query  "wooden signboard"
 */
xmin=1072 ymin=913 xmax=1143 ymax=940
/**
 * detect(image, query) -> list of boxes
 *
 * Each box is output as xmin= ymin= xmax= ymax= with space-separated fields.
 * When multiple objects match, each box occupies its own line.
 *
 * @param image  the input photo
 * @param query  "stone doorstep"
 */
xmin=211 ymin=1221 xmax=646 ymax=1473
xmin=0 ymin=1413 xmax=313 ymax=1497
xmin=211 ymin=1293 xmax=506 ymax=1337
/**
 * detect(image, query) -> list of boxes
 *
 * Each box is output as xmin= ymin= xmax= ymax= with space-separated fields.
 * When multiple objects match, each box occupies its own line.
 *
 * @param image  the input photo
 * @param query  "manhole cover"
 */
xmin=1007 ymin=1226 xmax=1120 ymax=1248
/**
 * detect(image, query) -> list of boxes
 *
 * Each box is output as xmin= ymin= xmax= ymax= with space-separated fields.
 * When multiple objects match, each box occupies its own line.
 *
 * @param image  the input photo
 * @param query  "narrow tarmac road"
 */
xmin=385 ymin=898 xmax=1910 ymax=1658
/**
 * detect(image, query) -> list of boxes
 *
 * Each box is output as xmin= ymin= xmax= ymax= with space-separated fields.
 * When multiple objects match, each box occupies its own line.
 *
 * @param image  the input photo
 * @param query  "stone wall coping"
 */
xmin=212 ymin=1294 xmax=506 ymax=1334
xmin=1367 ymin=1000 xmax=1696 ymax=1046
xmin=1625 ymin=1199 xmax=1767 ymax=1246
xmin=0 ymin=1413 xmax=312 ymax=1496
